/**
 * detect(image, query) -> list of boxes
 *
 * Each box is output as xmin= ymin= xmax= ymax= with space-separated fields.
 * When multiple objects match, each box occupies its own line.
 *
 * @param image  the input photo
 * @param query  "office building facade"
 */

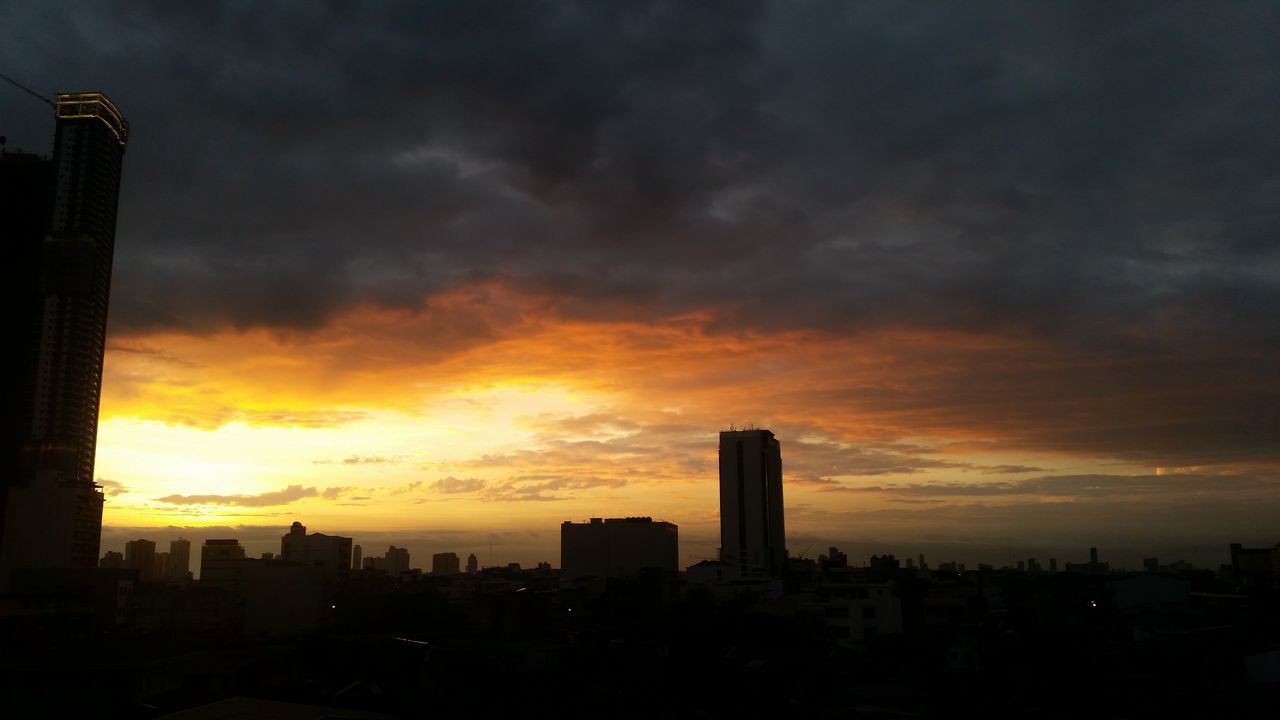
xmin=719 ymin=429 xmax=786 ymax=578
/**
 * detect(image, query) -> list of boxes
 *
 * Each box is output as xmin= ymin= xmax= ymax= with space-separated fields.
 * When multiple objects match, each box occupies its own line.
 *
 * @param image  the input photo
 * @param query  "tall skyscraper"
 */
xmin=0 ymin=92 xmax=128 ymax=581
xmin=719 ymin=429 xmax=786 ymax=578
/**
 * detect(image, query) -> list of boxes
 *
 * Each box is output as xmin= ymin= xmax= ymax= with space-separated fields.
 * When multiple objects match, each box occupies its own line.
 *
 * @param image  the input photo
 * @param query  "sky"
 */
xmin=3 ymin=1 xmax=1278 ymax=573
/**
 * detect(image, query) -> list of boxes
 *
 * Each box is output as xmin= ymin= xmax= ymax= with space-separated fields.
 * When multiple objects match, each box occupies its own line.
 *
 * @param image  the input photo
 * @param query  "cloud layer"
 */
xmin=5 ymin=2 xmax=1276 ymax=560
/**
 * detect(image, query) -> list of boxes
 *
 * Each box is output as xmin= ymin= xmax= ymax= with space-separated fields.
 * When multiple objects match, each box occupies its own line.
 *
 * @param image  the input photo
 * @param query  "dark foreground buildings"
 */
xmin=1 ymin=92 xmax=128 ymax=583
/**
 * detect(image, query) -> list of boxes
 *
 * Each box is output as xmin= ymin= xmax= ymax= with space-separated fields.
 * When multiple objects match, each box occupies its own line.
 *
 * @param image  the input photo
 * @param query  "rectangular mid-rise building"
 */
xmin=561 ymin=517 xmax=677 ymax=581
xmin=279 ymin=521 xmax=352 ymax=572
xmin=432 ymin=552 xmax=460 ymax=575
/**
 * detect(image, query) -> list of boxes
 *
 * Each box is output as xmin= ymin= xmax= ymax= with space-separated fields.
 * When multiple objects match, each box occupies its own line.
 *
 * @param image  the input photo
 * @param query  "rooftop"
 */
xmin=55 ymin=91 xmax=128 ymax=146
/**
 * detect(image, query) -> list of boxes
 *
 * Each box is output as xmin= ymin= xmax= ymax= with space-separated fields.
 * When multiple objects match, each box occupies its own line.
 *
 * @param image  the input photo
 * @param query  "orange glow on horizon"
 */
xmin=97 ymin=282 xmax=1255 ymax=559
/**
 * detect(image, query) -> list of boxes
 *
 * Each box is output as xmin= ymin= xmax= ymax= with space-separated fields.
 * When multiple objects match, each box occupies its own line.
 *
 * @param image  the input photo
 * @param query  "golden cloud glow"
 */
xmin=96 ymin=283 xmax=1269 ymax=563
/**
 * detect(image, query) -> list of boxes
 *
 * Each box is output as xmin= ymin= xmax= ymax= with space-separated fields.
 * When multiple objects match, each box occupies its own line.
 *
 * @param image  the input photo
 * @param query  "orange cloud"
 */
xmin=97 ymin=281 xmax=1280 ymax=558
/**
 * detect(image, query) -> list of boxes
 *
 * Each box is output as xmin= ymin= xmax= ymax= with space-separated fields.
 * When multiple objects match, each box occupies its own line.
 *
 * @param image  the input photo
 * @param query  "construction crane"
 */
xmin=0 ymin=70 xmax=54 ymax=107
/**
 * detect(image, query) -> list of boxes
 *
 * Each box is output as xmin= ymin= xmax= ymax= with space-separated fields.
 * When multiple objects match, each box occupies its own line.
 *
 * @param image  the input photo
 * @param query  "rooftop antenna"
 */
xmin=0 ymin=71 xmax=54 ymax=107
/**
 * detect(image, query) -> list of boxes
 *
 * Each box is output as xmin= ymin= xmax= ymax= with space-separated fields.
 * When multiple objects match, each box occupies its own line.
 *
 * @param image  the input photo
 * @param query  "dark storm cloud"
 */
xmin=2 ymin=0 xmax=1269 ymax=336
xmin=3 ymin=2 xmax=1276 ymax=461
xmin=822 ymin=471 xmax=1280 ymax=499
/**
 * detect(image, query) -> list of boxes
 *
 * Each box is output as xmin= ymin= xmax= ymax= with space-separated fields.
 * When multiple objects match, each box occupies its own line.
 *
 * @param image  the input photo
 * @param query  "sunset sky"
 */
xmin=4 ymin=2 xmax=1277 ymax=572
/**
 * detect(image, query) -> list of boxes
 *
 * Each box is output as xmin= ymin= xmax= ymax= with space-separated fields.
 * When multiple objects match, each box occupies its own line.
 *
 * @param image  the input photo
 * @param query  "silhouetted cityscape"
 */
xmin=4 ymin=5 xmax=1280 ymax=717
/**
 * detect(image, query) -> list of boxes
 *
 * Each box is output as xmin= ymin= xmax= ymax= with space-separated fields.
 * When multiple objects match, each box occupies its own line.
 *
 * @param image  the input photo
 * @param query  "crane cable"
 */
xmin=0 ymin=70 xmax=54 ymax=107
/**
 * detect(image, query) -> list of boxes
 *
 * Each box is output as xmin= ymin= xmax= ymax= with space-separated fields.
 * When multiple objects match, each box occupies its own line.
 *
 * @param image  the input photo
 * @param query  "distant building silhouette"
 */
xmin=1 ymin=92 xmax=128 ymax=582
xmin=98 ymin=550 xmax=123 ymax=569
xmin=869 ymin=554 xmax=900 ymax=576
xmin=561 ymin=517 xmax=678 ymax=581
xmin=466 ymin=553 xmax=478 ymax=574
xmin=200 ymin=538 xmax=246 ymax=588
xmin=352 ymin=544 xmax=362 ymax=571
xmin=384 ymin=546 xmax=410 ymax=576
xmin=1065 ymin=547 xmax=1109 ymax=575
xmin=153 ymin=551 xmax=170 ymax=580
xmin=125 ymin=539 xmax=157 ymax=583
xmin=432 ymin=552 xmax=460 ymax=575
xmin=169 ymin=537 xmax=191 ymax=580
xmin=685 ymin=559 xmax=731 ymax=585
xmin=279 ymin=521 xmax=352 ymax=572
xmin=719 ymin=429 xmax=786 ymax=578
xmin=1229 ymin=542 xmax=1278 ymax=586
xmin=819 ymin=546 xmax=848 ymax=572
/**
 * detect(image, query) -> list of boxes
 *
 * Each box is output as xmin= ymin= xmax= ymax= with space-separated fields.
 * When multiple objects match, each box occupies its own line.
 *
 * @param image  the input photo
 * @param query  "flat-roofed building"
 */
xmin=200 ymin=538 xmax=246 ymax=589
xmin=279 ymin=521 xmax=352 ymax=573
xmin=561 ymin=517 xmax=677 ymax=581
xmin=432 ymin=552 xmax=460 ymax=575
xmin=719 ymin=429 xmax=786 ymax=578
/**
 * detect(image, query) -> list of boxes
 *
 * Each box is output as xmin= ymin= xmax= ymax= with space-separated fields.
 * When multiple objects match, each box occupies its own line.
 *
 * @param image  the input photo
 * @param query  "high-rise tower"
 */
xmin=1 ymin=92 xmax=128 ymax=579
xmin=718 ymin=428 xmax=786 ymax=578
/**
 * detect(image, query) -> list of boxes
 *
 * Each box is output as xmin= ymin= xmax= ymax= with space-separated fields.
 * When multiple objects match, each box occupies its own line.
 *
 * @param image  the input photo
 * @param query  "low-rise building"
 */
xmin=808 ymin=581 xmax=903 ymax=644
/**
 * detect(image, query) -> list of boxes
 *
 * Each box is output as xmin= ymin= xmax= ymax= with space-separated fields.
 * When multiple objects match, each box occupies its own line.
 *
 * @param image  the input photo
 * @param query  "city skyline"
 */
xmin=3 ymin=3 xmax=1278 ymax=572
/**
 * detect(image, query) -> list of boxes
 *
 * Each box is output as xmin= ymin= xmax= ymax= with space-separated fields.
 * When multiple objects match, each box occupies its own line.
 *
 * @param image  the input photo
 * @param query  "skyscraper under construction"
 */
xmin=1 ymin=91 xmax=128 ymax=580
